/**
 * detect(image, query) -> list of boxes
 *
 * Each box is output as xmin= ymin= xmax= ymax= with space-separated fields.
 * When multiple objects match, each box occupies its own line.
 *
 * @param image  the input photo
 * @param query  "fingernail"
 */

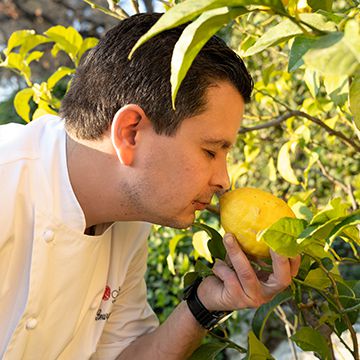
xmin=224 ymin=234 xmax=234 ymax=246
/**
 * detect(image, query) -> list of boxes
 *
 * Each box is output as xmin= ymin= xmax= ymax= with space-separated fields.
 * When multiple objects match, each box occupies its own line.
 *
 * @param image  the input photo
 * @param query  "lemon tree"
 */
xmin=131 ymin=1 xmax=360 ymax=359
xmin=1 ymin=0 xmax=360 ymax=359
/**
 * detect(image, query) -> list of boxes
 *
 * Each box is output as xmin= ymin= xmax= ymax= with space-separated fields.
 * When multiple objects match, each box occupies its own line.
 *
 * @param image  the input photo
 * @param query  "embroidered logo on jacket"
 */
xmin=95 ymin=285 xmax=122 ymax=321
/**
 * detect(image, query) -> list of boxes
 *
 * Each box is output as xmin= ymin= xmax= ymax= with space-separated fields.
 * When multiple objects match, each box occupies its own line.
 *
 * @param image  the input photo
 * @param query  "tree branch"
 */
xmin=239 ymin=110 xmax=360 ymax=153
xmin=83 ymin=0 xmax=128 ymax=20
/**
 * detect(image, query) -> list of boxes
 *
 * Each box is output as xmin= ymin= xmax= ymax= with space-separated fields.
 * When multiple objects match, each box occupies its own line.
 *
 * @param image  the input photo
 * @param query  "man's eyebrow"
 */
xmin=201 ymin=138 xmax=233 ymax=149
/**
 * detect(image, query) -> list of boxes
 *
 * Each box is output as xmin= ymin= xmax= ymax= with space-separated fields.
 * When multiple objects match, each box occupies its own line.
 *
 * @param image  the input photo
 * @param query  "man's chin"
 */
xmin=152 ymin=214 xmax=195 ymax=230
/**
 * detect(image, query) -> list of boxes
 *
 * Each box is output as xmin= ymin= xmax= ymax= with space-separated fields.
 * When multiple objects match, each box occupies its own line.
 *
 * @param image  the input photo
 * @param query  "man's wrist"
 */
xmin=183 ymin=278 xmax=231 ymax=330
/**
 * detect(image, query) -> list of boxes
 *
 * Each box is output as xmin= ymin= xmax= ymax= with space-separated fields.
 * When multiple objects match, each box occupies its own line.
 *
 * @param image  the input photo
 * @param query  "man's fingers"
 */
xmin=223 ymin=233 xmax=263 ymax=303
xmin=289 ymin=255 xmax=301 ymax=277
xmin=269 ymin=249 xmax=292 ymax=286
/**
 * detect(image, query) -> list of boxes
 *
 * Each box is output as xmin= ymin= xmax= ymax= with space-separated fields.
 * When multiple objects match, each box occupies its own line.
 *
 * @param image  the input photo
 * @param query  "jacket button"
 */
xmin=43 ymin=229 xmax=54 ymax=243
xmin=26 ymin=318 xmax=38 ymax=330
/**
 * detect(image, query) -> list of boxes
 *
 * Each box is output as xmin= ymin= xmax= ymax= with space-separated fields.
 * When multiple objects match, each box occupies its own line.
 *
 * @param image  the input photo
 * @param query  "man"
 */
xmin=0 ymin=13 xmax=300 ymax=359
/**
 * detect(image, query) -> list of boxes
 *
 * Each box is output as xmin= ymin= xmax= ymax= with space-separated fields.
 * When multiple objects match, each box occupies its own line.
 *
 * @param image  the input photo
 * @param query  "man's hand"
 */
xmin=197 ymin=233 xmax=301 ymax=311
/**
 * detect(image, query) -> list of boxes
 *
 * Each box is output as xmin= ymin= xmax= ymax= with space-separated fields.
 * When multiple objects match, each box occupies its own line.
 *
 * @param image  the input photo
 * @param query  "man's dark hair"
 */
xmin=60 ymin=13 xmax=253 ymax=140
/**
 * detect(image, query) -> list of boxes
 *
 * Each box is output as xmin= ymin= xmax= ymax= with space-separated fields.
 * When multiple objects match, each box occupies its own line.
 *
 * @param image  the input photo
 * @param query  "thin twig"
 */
xmin=240 ymin=109 xmax=360 ymax=153
xmin=317 ymin=160 xmax=359 ymax=211
xmin=314 ymin=257 xmax=359 ymax=360
xmin=292 ymin=110 xmax=360 ymax=152
xmin=130 ymin=0 xmax=140 ymax=14
xmin=239 ymin=112 xmax=294 ymax=133
xmin=275 ymin=306 xmax=299 ymax=360
xmin=83 ymin=0 xmax=128 ymax=20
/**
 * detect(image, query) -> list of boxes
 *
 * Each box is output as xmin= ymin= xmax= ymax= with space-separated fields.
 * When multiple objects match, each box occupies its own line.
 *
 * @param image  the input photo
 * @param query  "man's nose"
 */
xmin=212 ymin=161 xmax=231 ymax=195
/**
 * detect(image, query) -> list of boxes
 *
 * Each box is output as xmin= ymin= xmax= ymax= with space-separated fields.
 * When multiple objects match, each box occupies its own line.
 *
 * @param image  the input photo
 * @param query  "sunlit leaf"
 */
xmin=258 ymin=217 xmax=306 ymax=257
xmin=327 ymin=211 xmax=360 ymax=246
xmin=246 ymin=13 xmax=336 ymax=57
xmin=14 ymin=88 xmax=34 ymax=123
xmin=166 ymin=234 xmax=186 ymax=275
xmin=265 ymin=157 xmax=277 ymax=182
xmin=47 ymin=66 xmax=75 ymax=90
xmin=349 ymin=74 xmax=360 ymax=130
xmin=25 ymin=51 xmax=44 ymax=66
xmin=130 ymin=0 xmax=286 ymax=58
xmin=171 ymin=6 xmax=247 ymax=108
xmin=77 ymin=37 xmax=99 ymax=65
xmin=19 ymin=34 xmax=51 ymax=57
xmin=4 ymin=30 xmax=35 ymax=56
xmin=277 ymin=141 xmax=299 ymax=185
xmin=192 ymin=222 xmax=225 ymax=260
xmin=45 ymin=25 xmax=83 ymax=61
xmin=291 ymin=201 xmax=313 ymax=222
xmin=304 ymin=267 xmax=332 ymax=289
xmin=304 ymin=20 xmax=360 ymax=76
xmin=311 ymin=197 xmax=349 ymax=224
xmin=192 ymin=231 xmax=213 ymax=263
xmin=304 ymin=68 xmax=320 ymax=97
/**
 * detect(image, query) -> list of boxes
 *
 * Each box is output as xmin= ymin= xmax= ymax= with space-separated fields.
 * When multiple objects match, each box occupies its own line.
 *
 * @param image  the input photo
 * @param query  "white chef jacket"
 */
xmin=0 ymin=116 xmax=159 ymax=359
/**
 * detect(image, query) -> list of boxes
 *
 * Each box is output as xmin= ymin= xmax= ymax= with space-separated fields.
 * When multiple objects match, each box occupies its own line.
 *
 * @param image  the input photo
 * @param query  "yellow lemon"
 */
xmin=220 ymin=187 xmax=295 ymax=258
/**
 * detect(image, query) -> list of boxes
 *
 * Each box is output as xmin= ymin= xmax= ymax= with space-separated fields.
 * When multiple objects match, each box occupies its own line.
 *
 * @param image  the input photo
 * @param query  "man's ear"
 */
xmin=111 ymin=104 xmax=147 ymax=165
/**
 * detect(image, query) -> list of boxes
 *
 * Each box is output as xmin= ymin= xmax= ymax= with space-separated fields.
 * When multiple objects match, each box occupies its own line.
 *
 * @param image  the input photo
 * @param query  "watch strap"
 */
xmin=184 ymin=277 xmax=231 ymax=330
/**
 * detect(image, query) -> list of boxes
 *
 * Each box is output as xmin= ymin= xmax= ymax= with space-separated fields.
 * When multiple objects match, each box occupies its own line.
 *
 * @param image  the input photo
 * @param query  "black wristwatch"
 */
xmin=183 ymin=277 xmax=231 ymax=330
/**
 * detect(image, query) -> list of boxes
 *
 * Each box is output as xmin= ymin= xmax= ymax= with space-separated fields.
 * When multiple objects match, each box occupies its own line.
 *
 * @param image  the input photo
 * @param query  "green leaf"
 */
xmin=277 ymin=141 xmax=299 ymax=185
xmin=188 ymin=341 xmax=228 ymax=360
xmin=299 ymin=218 xmax=340 ymax=243
xmin=288 ymin=35 xmax=318 ymax=72
xmin=244 ymin=331 xmax=274 ymax=360
xmin=245 ymin=13 xmax=336 ymax=57
xmin=304 ymin=267 xmax=332 ymax=289
xmin=308 ymin=0 xmax=333 ymax=12
xmin=291 ymin=327 xmax=332 ymax=359
xmin=3 ymin=30 xmax=35 ymax=55
xmin=77 ymin=37 xmax=99 ymax=65
xmin=170 ymin=6 xmax=247 ymax=108
xmin=0 ymin=53 xmax=31 ymax=85
xmin=311 ymin=197 xmax=349 ymax=224
xmin=349 ymin=74 xmax=360 ymax=130
xmin=258 ymin=217 xmax=306 ymax=257
xmin=183 ymin=271 xmax=200 ymax=288
xmin=192 ymin=222 xmax=225 ymax=260
xmin=304 ymin=20 xmax=360 ymax=76
xmin=192 ymin=231 xmax=213 ymax=263
xmin=291 ymin=202 xmax=313 ymax=222
xmin=304 ymin=68 xmax=320 ymax=97
xmin=47 ymin=66 xmax=75 ymax=90
xmin=14 ymin=88 xmax=34 ymax=123
xmin=194 ymin=260 xmax=213 ymax=277
xmin=324 ymin=74 xmax=349 ymax=107
xmin=252 ymin=289 xmax=292 ymax=340
xmin=25 ymin=51 xmax=44 ymax=66
xmin=326 ymin=211 xmax=360 ymax=246
xmin=19 ymin=34 xmax=51 ymax=57
xmin=129 ymin=0 xmax=286 ymax=58
xmin=265 ymin=157 xmax=277 ymax=182
xmin=45 ymin=25 xmax=83 ymax=61
xmin=166 ymin=233 xmax=186 ymax=275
